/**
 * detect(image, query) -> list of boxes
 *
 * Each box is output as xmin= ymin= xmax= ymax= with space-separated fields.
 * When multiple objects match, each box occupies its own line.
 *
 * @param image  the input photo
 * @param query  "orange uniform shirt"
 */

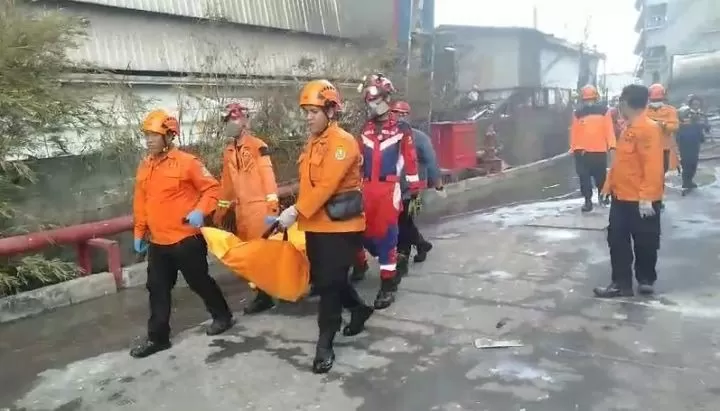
xmin=646 ymin=104 xmax=679 ymax=150
xmin=602 ymin=114 xmax=664 ymax=202
xmin=295 ymin=122 xmax=365 ymax=233
xmin=133 ymin=147 xmax=220 ymax=245
xmin=569 ymin=104 xmax=617 ymax=153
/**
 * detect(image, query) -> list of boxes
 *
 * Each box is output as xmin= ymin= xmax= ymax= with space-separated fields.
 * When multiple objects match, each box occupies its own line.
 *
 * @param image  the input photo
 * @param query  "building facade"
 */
xmin=634 ymin=0 xmax=720 ymax=85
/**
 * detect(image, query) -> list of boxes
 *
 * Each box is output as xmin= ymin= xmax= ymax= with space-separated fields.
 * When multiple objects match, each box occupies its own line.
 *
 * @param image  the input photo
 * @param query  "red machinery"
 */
xmin=430 ymin=121 xmax=478 ymax=170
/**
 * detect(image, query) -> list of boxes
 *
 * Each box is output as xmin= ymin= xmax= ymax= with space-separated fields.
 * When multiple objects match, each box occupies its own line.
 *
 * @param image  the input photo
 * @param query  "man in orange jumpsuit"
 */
xmin=131 ymin=109 xmax=233 ymax=358
xmin=212 ymin=102 xmax=280 ymax=314
xmin=646 ymin=84 xmax=679 ymax=174
xmin=596 ymin=85 xmax=664 ymax=298
xmin=569 ymin=85 xmax=617 ymax=212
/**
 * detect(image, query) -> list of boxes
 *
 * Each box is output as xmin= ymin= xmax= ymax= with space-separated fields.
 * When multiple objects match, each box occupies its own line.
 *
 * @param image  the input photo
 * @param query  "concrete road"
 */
xmin=3 ymin=165 xmax=720 ymax=410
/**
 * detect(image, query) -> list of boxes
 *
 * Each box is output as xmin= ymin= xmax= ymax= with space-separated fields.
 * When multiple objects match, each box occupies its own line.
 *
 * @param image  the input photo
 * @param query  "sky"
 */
xmin=435 ymin=0 xmax=640 ymax=73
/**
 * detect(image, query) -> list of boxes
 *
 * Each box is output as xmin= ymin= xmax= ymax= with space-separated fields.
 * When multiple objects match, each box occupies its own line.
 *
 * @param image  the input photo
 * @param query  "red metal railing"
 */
xmin=0 ymin=184 xmax=298 ymax=288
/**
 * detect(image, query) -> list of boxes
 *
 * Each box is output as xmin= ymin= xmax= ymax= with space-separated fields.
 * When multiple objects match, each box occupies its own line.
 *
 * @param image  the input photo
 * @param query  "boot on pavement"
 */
xmin=581 ymin=198 xmax=593 ymax=212
xmin=206 ymin=317 xmax=235 ymax=336
xmin=413 ymin=240 xmax=433 ymax=263
xmin=593 ymin=283 xmax=634 ymax=298
xmin=312 ymin=332 xmax=336 ymax=374
xmin=342 ymin=304 xmax=374 ymax=336
xmin=129 ymin=339 xmax=171 ymax=359
xmin=374 ymin=278 xmax=398 ymax=310
xmin=243 ymin=290 xmax=275 ymax=314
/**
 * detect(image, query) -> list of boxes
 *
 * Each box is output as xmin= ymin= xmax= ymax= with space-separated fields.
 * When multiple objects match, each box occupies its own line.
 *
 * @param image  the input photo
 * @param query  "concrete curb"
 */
xmin=0 ymin=153 xmax=570 ymax=324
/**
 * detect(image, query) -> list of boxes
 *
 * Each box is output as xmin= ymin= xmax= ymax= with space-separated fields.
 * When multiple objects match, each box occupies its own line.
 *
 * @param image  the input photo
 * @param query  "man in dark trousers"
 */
xmin=390 ymin=100 xmax=443 ymax=276
xmin=570 ymin=85 xmax=617 ymax=212
xmin=595 ymin=85 xmax=664 ymax=298
xmin=677 ymin=94 xmax=710 ymax=193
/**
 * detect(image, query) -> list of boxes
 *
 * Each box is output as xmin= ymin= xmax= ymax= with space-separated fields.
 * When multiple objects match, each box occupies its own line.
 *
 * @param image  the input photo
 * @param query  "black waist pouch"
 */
xmin=325 ymin=190 xmax=364 ymax=221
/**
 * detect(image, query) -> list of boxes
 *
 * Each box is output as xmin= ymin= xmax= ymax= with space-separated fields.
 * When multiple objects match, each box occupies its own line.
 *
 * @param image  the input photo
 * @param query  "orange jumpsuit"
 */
xmin=646 ymin=104 xmax=680 ymax=172
xmin=214 ymin=134 xmax=279 ymax=241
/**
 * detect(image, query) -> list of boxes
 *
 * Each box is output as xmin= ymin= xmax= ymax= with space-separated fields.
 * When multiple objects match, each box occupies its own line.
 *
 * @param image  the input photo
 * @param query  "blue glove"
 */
xmin=264 ymin=216 xmax=279 ymax=226
xmin=133 ymin=238 xmax=148 ymax=253
xmin=185 ymin=210 xmax=204 ymax=228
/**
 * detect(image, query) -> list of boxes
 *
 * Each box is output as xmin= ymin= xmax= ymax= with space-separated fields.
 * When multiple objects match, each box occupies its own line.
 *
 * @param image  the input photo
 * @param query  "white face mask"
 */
xmin=649 ymin=102 xmax=664 ymax=108
xmin=222 ymin=121 xmax=243 ymax=138
xmin=366 ymin=99 xmax=390 ymax=118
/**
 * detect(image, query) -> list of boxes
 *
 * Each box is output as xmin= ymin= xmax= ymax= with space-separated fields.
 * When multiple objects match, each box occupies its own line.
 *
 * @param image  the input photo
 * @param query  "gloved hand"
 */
xmin=277 ymin=205 xmax=298 ymax=228
xmin=638 ymin=200 xmax=656 ymax=218
xmin=133 ymin=238 xmax=148 ymax=253
xmin=264 ymin=216 xmax=279 ymax=226
xmin=267 ymin=200 xmax=279 ymax=215
xmin=185 ymin=209 xmax=205 ymax=228
xmin=408 ymin=196 xmax=423 ymax=217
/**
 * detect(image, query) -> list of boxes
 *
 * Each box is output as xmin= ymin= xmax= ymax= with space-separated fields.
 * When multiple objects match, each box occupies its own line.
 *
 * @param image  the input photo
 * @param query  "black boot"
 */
xmin=397 ymin=253 xmax=410 ymax=277
xmin=206 ymin=317 xmax=235 ymax=336
xmin=312 ymin=332 xmax=336 ymax=374
xmin=413 ymin=240 xmax=433 ymax=263
xmin=637 ymin=282 xmax=655 ymax=295
xmin=350 ymin=260 xmax=369 ymax=282
xmin=243 ymin=290 xmax=275 ymax=315
xmin=581 ymin=198 xmax=593 ymax=212
xmin=593 ymin=282 xmax=634 ymax=298
xmin=129 ymin=338 xmax=171 ymax=358
xmin=374 ymin=278 xmax=398 ymax=310
xmin=342 ymin=305 xmax=374 ymax=336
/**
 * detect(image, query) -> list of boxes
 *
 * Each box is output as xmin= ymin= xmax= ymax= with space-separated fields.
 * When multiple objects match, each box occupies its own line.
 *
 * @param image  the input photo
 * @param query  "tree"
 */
xmin=0 ymin=0 xmax=97 ymax=295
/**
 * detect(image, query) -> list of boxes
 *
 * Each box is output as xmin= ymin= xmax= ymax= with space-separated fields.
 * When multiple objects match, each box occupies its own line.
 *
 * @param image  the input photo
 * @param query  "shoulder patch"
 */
xmin=334 ymin=146 xmax=347 ymax=161
xmin=258 ymin=146 xmax=270 ymax=156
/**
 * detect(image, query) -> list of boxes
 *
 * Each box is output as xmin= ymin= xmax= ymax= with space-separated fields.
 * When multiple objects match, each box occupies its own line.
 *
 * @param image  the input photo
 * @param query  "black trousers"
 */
xmin=607 ymin=199 xmax=661 ymax=288
xmin=574 ymin=152 xmax=607 ymax=200
xmin=306 ymin=231 xmax=365 ymax=334
xmin=146 ymin=235 xmax=232 ymax=343
xmin=678 ymin=141 xmax=701 ymax=187
xmin=662 ymin=149 xmax=670 ymax=173
xmin=397 ymin=199 xmax=422 ymax=255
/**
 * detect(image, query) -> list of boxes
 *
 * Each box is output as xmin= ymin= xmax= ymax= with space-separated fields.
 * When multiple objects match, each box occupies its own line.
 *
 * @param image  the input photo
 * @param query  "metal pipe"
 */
xmin=0 ymin=216 xmax=133 ymax=257
xmin=0 ymin=184 xmax=299 ymax=258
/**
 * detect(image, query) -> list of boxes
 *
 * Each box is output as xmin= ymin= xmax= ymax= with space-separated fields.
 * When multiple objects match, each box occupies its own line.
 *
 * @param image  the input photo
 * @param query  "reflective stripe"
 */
xmin=406 ymin=174 xmax=420 ymax=182
xmin=217 ymin=200 xmax=232 ymax=208
xmin=379 ymin=263 xmax=397 ymax=271
xmin=266 ymin=193 xmax=279 ymax=202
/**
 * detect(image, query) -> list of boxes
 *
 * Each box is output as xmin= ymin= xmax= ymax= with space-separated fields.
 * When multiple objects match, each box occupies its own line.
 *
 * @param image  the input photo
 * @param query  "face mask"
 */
xmin=222 ymin=121 xmax=243 ymax=138
xmin=366 ymin=100 xmax=390 ymax=118
xmin=649 ymin=102 xmax=663 ymax=109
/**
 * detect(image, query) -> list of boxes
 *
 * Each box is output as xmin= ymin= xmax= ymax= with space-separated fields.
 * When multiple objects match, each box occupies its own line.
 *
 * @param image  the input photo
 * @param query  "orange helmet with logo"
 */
xmin=299 ymin=80 xmax=342 ymax=109
xmin=648 ymin=83 xmax=665 ymax=101
xmin=142 ymin=109 xmax=179 ymax=137
xmin=580 ymin=85 xmax=599 ymax=101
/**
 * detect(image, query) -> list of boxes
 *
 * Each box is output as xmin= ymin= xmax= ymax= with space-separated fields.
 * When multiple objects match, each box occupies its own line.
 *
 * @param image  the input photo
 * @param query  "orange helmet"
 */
xmin=142 ymin=109 xmax=179 ymax=137
xmin=391 ymin=100 xmax=411 ymax=114
xmin=299 ymin=80 xmax=342 ymax=109
xmin=580 ymin=85 xmax=599 ymax=101
xmin=648 ymin=83 xmax=665 ymax=100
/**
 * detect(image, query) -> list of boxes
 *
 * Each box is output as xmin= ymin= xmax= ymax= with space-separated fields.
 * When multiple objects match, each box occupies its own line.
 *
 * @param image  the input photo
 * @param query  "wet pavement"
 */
xmin=4 ymin=162 xmax=720 ymax=410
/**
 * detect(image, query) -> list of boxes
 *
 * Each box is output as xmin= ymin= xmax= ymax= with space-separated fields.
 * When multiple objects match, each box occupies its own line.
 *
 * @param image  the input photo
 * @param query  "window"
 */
xmin=645 ymin=4 xmax=667 ymax=29
xmin=644 ymin=46 xmax=667 ymax=58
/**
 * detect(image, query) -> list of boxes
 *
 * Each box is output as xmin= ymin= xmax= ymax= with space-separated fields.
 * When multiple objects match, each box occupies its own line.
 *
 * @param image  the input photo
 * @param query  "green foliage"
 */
xmin=0 ymin=0 xmax=94 ymax=296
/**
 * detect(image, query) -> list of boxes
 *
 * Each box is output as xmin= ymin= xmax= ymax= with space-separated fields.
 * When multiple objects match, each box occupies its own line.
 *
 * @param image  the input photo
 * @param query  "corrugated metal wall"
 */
xmin=48 ymin=4 xmax=367 ymax=77
xmin=62 ymin=0 xmax=395 ymax=40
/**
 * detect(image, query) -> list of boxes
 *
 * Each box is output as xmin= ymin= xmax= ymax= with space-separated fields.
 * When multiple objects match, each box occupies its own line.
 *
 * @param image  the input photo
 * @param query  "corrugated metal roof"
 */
xmin=54 ymin=5 xmax=366 ymax=78
xmin=65 ymin=0 xmax=344 ymax=37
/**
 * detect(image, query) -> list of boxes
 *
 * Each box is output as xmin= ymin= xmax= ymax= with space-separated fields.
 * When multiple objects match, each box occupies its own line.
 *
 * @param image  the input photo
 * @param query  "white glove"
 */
xmin=277 ymin=205 xmax=298 ymax=228
xmin=638 ymin=201 xmax=655 ymax=218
